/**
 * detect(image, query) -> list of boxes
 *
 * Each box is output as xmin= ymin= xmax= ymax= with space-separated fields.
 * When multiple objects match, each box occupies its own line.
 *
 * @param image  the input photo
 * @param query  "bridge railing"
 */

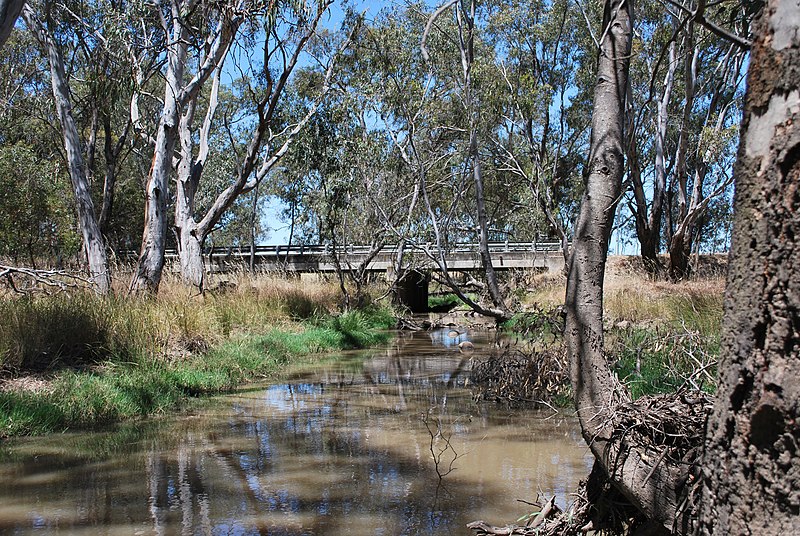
xmin=155 ymin=241 xmax=563 ymax=259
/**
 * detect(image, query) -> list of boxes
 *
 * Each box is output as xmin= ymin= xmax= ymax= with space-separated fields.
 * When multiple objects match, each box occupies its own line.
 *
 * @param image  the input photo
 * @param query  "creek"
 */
xmin=0 ymin=327 xmax=592 ymax=535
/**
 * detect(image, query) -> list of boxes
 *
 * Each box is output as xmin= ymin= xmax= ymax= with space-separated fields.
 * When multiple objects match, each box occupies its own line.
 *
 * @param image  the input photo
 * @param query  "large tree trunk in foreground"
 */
xmin=698 ymin=1 xmax=800 ymax=532
xmin=0 ymin=0 xmax=23 ymax=50
xmin=565 ymin=0 xmax=687 ymax=532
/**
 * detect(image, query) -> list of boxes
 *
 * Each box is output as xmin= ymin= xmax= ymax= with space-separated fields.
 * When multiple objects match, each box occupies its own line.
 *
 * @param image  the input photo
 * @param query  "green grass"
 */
xmin=0 ymin=284 xmax=396 ymax=439
xmin=605 ymin=285 xmax=722 ymax=399
xmin=611 ymin=325 xmax=719 ymax=400
xmin=428 ymin=293 xmax=461 ymax=310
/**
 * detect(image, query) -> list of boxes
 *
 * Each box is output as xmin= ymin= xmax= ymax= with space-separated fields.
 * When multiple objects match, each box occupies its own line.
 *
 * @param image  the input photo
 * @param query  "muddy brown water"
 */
xmin=0 ymin=328 xmax=592 ymax=535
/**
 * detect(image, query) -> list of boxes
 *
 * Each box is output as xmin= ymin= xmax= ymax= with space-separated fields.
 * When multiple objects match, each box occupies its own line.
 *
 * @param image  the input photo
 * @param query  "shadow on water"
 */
xmin=0 ymin=327 xmax=592 ymax=535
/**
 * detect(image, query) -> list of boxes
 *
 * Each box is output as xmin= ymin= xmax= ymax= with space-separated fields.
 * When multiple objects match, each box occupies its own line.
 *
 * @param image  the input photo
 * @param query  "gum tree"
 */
xmin=171 ymin=0 xmax=350 ymax=292
xmin=23 ymin=1 xmax=112 ymax=292
xmin=0 ymin=0 xmax=23 ymax=50
xmin=698 ymin=0 xmax=800 ymax=531
xmin=129 ymin=0 xmax=242 ymax=293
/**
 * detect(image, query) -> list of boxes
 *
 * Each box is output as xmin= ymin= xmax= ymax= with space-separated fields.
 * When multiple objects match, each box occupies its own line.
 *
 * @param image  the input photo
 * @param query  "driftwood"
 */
xmin=469 ymin=346 xmax=569 ymax=407
xmin=468 ymin=391 xmax=712 ymax=535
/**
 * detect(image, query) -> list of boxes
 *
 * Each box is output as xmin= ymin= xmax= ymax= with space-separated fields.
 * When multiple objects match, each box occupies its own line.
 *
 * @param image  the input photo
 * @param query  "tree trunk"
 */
xmin=461 ymin=0 xmax=507 ymax=314
xmin=473 ymin=132 xmax=507 ymax=312
xmin=566 ymin=0 xmax=633 ymax=432
xmin=565 ymin=0 xmax=686 ymax=531
xmin=174 ymin=88 xmax=206 ymax=291
xmin=177 ymin=223 xmax=204 ymax=290
xmin=23 ymin=7 xmax=110 ymax=294
xmin=668 ymin=230 xmax=691 ymax=280
xmin=130 ymin=4 xmax=239 ymax=294
xmin=99 ymin=116 xmax=129 ymax=236
xmin=249 ymin=182 xmax=260 ymax=272
xmin=174 ymin=141 xmax=204 ymax=290
xmin=130 ymin=25 xmax=187 ymax=294
xmin=0 ymin=0 xmax=23 ymax=50
xmin=175 ymin=167 xmax=205 ymax=290
xmin=666 ymin=24 xmax=696 ymax=281
xmin=629 ymin=40 xmax=675 ymax=275
xmin=698 ymin=2 xmax=800 ymax=532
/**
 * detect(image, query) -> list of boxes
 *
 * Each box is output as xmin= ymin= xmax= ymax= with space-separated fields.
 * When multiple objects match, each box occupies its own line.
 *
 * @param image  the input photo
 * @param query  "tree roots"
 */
xmin=468 ymin=391 xmax=713 ymax=535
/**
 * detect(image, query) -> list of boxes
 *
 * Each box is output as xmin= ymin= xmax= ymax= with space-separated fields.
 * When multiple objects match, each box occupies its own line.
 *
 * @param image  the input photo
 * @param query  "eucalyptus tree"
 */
xmin=352 ymin=1 xmax=516 ymax=320
xmin=664 ymin=14 xmax=747 ymax=280
xmin=421 ymin=0 xmax=510 ymax=316
xmin=269 ymin=65 xmax=411 ymax=308
xmin=168 ymin=1 xmax=356 ymax=292
xmin=485 ymin=0 xmax=589 ymax=267
xmin=0 ymin=142 xmax=75 ymax=266
xmin=352 ymin=5 xmax=454 ymax=279
xmin=697 ymin=1 xmax=800 ymax=530
xmin=624 ymin=3 xmax=680 ymax=272
xmin=128 ymin=0 xmax=244 ymax=293
xmin=0 ymin=0 xmax=24 ymax=50
xmin=559 ymin=0 xmax=800 ymax=531
xmin=561 ymin=0 xmax=694 ymax=529
xmin=22 ymin=0 xmax=119 ymax=292
xmin=625 ymin=0 xmax=752 ymax=276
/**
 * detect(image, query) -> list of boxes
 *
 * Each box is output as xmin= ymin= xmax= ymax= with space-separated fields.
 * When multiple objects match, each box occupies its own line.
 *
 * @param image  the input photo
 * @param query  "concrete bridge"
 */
xmin=167 ymin=241 xmax=565 ymax=275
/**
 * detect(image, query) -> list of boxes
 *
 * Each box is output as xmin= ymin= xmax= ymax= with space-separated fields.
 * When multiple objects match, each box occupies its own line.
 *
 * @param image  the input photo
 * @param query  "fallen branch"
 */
xmin=0 ymin=265 xmax=94 ymax=294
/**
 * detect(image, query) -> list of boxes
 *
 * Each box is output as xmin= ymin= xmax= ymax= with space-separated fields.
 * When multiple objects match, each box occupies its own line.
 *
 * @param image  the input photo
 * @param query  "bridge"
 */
xmin=167 ymin=241 xmax=565 ymax=274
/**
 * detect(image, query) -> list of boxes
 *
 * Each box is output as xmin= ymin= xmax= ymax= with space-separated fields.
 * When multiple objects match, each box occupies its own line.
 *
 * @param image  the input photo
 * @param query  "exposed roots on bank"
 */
xmin=468 ymin=391 xmax=713 ymax=535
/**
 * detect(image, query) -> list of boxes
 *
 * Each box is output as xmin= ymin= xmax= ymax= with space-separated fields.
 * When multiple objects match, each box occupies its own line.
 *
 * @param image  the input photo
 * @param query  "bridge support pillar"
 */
xmin=395 ymin=270 xmax=429 ymax=313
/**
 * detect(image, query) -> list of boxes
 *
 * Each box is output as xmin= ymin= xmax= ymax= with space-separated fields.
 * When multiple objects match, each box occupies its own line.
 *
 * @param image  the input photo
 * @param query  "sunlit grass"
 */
xmin=0 ymin=273 xmax=396 ymax=438
xmin=510 ymin=257 xmax=724 ymax=400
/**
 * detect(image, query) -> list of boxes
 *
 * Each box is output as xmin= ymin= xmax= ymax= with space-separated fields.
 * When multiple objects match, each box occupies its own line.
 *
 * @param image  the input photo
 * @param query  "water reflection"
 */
xmin=0 ymin=329 xmax=591 ymax=535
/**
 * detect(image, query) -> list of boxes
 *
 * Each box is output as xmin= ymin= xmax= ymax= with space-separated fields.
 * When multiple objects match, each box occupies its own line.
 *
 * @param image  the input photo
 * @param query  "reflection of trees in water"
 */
xmin=137 ymin=388 xmax=483 ymax=535
xmin=138 ymin=334 xmax=512 ymax=535
xmin=0 ymin=331 xmax=586 ymax=535
xmin=146 ymin=436 xmax=213 ymax=536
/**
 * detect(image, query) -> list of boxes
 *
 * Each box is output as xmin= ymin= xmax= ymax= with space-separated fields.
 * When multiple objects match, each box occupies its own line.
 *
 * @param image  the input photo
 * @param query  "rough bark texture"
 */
xmin=24 ymin=7 xmax=111 ymax=293
xmin=0 ymin=0 xmax=23 ymax=50
xmin=698 ymin=1 xmax=800 ymax=533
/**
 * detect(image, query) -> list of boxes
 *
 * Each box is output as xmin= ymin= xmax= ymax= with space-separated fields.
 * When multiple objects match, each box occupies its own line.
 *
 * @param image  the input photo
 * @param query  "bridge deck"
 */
xmin=159 ymin=242 xmax=565 ymax=273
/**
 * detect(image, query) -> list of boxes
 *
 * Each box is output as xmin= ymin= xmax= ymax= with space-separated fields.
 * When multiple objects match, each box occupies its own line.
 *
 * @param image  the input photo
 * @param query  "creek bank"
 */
xmin=0 ymin=310 xmax=394 ymax=439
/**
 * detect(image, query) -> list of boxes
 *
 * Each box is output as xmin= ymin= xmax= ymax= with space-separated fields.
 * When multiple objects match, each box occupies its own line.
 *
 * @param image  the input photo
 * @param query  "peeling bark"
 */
xmin=130 ymin=2 xmax=240 ymax=294
xmin=698 ymin=1 xmax=800 ymax=533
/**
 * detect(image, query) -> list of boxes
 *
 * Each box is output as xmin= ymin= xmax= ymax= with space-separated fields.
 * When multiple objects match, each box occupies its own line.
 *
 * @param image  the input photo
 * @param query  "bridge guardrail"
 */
xmin=142 ymin=241 xmax=563 ymax=258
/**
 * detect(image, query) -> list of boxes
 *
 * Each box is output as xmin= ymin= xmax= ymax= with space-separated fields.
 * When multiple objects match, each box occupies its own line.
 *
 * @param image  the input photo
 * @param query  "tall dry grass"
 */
xmin=511 ymin=256 xmax=725 ymax=398
xmin=0 ymin=270 xmax=396 ymax=437
xmin=0 ymin=271 xmax=343 ymax=372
